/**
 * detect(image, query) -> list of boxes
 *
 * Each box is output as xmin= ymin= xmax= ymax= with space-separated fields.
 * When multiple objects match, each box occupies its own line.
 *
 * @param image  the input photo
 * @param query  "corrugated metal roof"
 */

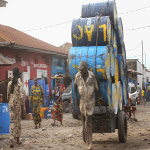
xmin=128 ymin=69 xmax=142 ymax=75
xmin=0 ymin=53 xmax=13 ymax=66
xmin=0 ymin=0 xmax=7 ymax=7
xmin=0 ymin=24 xmax=68 ymax=56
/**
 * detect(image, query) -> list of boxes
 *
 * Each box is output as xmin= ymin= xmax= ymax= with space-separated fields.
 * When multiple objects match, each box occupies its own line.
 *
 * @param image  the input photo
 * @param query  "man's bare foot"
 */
xmin=17 ymin=137 xmax=22 ymax=145
xmin=10 ymin=139 xmax=14 ymax=148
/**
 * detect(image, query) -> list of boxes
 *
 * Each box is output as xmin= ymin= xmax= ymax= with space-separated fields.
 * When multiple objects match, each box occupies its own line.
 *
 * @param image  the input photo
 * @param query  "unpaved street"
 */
xmin=1 ymin=104 xmax=150 ymax=150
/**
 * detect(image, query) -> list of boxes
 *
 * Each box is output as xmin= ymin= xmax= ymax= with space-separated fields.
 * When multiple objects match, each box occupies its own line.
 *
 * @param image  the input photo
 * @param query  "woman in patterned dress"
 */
xmin=7 ymin=67 xmax=23 ymax=148
xmin=51 ymin=79 xmax=63 ymax=126
xmin=29 ymin=78 xmax=44 ymax=129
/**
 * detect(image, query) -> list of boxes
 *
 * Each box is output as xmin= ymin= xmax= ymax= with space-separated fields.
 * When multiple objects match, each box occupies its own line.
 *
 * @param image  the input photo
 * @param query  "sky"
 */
xmin=0 ymin=0 xmax=150 ymax=68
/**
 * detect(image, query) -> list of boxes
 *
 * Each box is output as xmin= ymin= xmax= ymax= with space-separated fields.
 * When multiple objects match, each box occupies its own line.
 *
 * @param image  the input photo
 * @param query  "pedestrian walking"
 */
xmin=142 ymin=87 xmax=146 ymax=105
xmin=51 ymin=79 xmax=63 ymax=126
xmin=74 ymin=60 xmax=99 ymax=150
xmin=29 ymin=78 xmax=44 ymax=129
xmin=7 ymin=67 xmax=23 ymax=148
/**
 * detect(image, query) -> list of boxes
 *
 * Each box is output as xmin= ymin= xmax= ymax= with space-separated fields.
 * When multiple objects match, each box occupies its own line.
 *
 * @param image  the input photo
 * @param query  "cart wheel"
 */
xmin=82 ymin=127 xmax=86 ymax=143
xmin=118 ymin=111 xmax=127 ymax=143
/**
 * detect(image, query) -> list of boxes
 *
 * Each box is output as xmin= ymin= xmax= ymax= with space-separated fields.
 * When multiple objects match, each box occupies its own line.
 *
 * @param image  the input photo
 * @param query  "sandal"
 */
xmin=51 ymin=123 xmax=55 ymax=126
xmin=10 ymin=145 xmax=14 ymax=148
xmin=39 ymin=123 xmax=41 ymax=128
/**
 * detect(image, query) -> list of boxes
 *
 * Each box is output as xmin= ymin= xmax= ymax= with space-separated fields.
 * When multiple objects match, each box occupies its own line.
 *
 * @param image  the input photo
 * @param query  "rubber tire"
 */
xmin=71 ymin=108 xmax=78 ymax=119
xmin=63 ymin=101 xmax=70 ymax=113
xmin=118 ymin=111 xmax=127 ymax=143
xmin=82 ymin=127 xmax=86 ymax=143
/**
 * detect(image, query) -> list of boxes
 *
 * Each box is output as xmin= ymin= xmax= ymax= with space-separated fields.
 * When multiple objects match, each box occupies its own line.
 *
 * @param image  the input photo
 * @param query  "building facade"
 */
xmin=0 ymin=24 xmax=68 ymax=101
xmin=127 ymin=59 xmax=150 ymax=89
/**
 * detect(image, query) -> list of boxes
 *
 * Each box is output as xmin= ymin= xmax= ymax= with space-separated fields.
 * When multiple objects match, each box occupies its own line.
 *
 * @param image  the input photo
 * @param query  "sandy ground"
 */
xmin=1 ymin=103 xmax=150 ymax=150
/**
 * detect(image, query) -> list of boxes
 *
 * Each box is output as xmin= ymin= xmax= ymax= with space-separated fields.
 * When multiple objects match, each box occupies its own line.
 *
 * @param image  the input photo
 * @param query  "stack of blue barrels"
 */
xmin=69 ymin=0 xmax=127 ymax=114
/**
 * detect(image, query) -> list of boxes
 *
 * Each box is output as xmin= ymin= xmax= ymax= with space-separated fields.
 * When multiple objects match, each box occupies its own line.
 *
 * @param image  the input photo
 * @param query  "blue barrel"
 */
xmin=110 ymin=46 xmax=115 ymax=76
xmin=99 ymin=78 xmax=112 ymax=106
xmin=71 ymin=16 xmax=111 ymax=47
xmin=122 ymin=43 xmax=126 ymax=67
xmin=44 ymin=96 xmax=50 ymax=107
xmin=122 ymin=81 xmax=127 ymax=105
xmin=44 ymin=109 xmax=51 ymax=119
xmin=81 ymin=0 xmax=118 ymax=28
xmin=113 ymin=31 xmax=118 ymax=56
xmin=69 ymin=46 xmax=111 ymax=80
xmin=45 ymin=84 xmax=49 ymax=96
xmin=49 ymin=105 xmax=53 ymax=109
xmin=112 ymin=83 xmax=118 ymax=114
xmin=0 ymin=103 xmax=10 ymax=134
xmin=28 ymin=79 xmax=34 ymax=96
xmin=117 ymin=81 xmax=122 ymax=110
xmin=37 ymin=78 xmax=45 ymax=94
xmin=50 ymin=100 xmax=55 ymax=105
xmin=117 ymin=54 xmax=125 ymax=82
xmin=117 ymin=17 xmax=124 ymax=46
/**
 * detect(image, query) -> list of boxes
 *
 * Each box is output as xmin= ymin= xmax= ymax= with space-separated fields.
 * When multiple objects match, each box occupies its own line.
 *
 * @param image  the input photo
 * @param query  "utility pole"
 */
xmin=142 ymin=40 xmax=144 ymax=88
xmin=145 ymin=53 xmax=146 ymax=68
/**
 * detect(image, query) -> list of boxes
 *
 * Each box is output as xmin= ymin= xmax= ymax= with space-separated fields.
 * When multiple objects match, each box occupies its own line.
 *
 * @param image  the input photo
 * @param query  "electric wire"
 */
xmin=126 ymin=43 xmax=142 ymax=51
xmin=24 ymin=20 xmax=72 ymax=32
xmin=125 ymin=24 xmax=150 ymax=31
xmin=119 ymin=5 xmax=150 ymax=15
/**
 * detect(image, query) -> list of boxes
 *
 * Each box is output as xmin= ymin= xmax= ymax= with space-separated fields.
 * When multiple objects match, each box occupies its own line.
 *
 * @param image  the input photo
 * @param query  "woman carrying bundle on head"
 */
xmin=51 ymin=79 xmax=63 ymax=126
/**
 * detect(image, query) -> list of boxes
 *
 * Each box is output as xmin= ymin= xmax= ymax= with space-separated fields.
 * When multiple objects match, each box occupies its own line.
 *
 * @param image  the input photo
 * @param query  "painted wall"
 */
xmin=144 ymin=70 xmax=150 ymax=83
xmin=0 ymin=47 xmax=51 ymax=95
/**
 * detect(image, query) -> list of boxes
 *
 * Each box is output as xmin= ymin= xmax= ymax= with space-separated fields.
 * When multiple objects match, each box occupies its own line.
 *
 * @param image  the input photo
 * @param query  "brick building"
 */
xmin=0 ymin=24 xmax=68 ymax=99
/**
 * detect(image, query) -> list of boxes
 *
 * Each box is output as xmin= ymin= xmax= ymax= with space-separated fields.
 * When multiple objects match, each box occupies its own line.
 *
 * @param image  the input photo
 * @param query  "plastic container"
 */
xmin=0 ymin=103 xmax=10 ymax=134
xmin=44 ymin=109 xmax=51 ymax=119
xmin=49 ymin=105 xmax=53 ymax=109
xmin=44 ymin=96 xmax=50 ymax=107
xmin=28 ymin=79 xmax=34 ymax=96
xmin=99 ymin=78 xmax=112 ymax=106
xmin=69 ymin=46 xmax=111 ymax=80
xmin=37 ymin=78 xmax=45 ymax=94
xmin=40 ymin=107 xmax=49 ymax=118
xmin=117 ymin=54 xmax=125 ymax=82
xmin=71 ymin=16 xmax=111 ymax=47
xmin=81 ymin=0 xmax=118 ymax=28
xmin=50 ymin=100 xmax=55 ymax=105
xmin=45 ymin=84 xmax=49 ymax=96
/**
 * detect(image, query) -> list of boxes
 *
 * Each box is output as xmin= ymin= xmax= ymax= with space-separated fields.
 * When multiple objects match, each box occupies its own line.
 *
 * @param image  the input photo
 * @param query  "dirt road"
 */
xmin=1 ymin=104 xmax=150 ymax=150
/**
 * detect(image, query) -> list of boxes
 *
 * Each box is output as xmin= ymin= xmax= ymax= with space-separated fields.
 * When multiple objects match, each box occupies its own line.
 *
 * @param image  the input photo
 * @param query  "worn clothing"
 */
xmin=81 ymin=113 xmax=93 ymax=150
xmin=74 ymin=71 xmax=98 ymax=115
xmin=29 ymin=85 xmax=44 ymax=125
xmin=7 ymin=78 xmax=23 ymax=140
xmin=51 ymin=85 xmax=63 ymax=123
xmin=51 ymin=102 xmax=63 ymax=123
xmin=54 ymin=86 xmax=63 ymax=103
